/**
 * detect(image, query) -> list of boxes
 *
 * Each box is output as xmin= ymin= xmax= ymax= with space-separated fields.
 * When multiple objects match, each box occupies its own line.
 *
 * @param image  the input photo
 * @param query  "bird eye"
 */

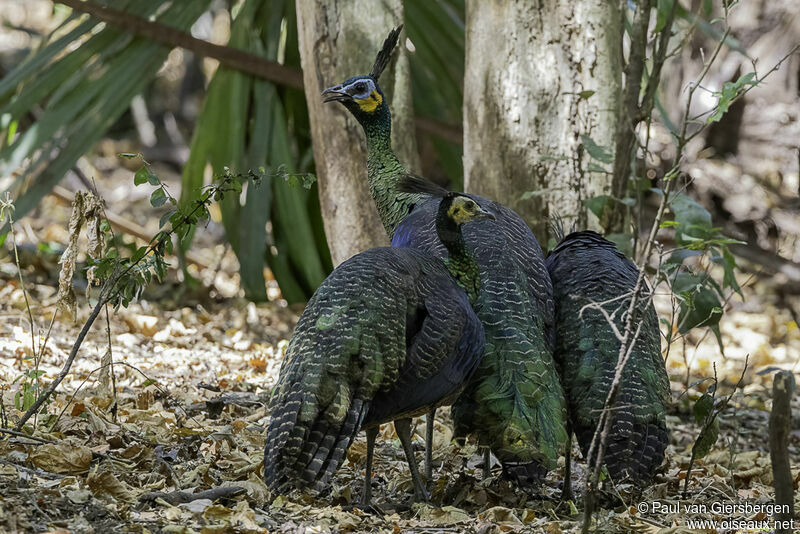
xmin=355 ymin=82 xmax=367 ymax=93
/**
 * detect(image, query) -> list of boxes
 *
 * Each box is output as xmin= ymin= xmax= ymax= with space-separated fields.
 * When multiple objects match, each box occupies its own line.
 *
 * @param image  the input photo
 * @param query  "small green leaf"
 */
xmin=583 ymin=195 xmax=612 ymax=219
xmin=150 ymin=187 xmax=168 ymax=207
xmin=670 ymin=193 xmax=713 ymax=245
xmin=159 ymin=210 xmax=176 ymax=229
xmin=131 ymin=246 xmax=148 ymax=263
xmin=693 ymin=393 xmax=714 ymax=424
xmin=581 ymin=135 xmax=613 ymax=164
xmin=718 ymin=245 xmax=742 ymax=297
xmin=578 ymin=90 xmax=595 ymax=99
xmin=655 ymin=0 xmax=675 ymax=33
xmin=707 ymin=72 xmax=757 ymax=123
xmin=133 ymin=167 xmax=149 ymax=186
xmin=692 ymin=418 xmax=719 ymax=459
xmin=672 ymin=271 xmax=724 ymax=334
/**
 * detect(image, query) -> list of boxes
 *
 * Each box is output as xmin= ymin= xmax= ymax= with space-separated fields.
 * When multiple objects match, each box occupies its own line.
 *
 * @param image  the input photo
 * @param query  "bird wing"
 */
xmin=366 ymin=272 xmax=485 ymax=423
xmin=264 ymin=247 xmax=484 ymax=492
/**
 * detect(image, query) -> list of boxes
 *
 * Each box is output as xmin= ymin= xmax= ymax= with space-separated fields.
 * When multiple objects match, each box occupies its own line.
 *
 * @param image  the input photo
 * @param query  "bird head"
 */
xmin=443 ymin=194 xmax=496 ymax=226
xmin=397 ymin=174 xmax=496 ymax=226
xmin=321 ymin=26 xmax=402 ymax=124
xmin=322 ymin=75 xmax=385 ymax=118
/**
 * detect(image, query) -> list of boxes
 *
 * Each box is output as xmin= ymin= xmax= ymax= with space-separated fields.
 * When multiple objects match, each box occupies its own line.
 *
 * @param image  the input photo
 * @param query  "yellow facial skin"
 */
xmin=448 ymin=198 xmax=482 ymax=225
xmin=356 ymin=90 xmax=382 ymax=113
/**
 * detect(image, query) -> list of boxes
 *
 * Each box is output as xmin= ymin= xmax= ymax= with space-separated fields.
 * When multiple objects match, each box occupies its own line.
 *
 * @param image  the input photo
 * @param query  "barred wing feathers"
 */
xmin=264 ymin=247 xmax=484 ymax=492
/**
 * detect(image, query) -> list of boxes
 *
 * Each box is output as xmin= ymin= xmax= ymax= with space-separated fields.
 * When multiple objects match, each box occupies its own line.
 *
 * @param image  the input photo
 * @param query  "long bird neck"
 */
xmin=361 ymin=104 xmax=425 ymax=237
xmin=437 ymin=213 xmax=481 ymax=305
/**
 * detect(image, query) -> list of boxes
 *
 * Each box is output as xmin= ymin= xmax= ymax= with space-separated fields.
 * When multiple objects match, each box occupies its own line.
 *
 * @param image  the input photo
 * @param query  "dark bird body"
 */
xmin=264 ymin=193 xmax=492 ymax=502
xmin=545 ymin=231 xmax=670 ymax=486
xmin=322 ymin=27 xmax=567 ymax=483
xmin=393 ymin=195 xmax=564 ymax=481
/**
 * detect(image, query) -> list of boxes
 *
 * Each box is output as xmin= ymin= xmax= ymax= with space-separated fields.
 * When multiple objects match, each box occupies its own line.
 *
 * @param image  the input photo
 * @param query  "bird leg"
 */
xmin=482 ymin=447 xmax=491 ymax=480
xmin=425 ymin=408 xmax=435 ymax=483
xmin=362 ymin=425 xmax=378 ymax=506
xmin=394 ymin=418 xmax=429 ymax=502
xmin=561 ymin=425 xmax=574 ymax=502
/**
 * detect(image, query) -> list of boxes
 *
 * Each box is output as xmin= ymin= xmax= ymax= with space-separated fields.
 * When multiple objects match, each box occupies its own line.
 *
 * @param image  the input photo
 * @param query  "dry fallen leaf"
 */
xmin=86 ymin=464 xmax=136 ymax=503
xmin=28 ymin=443 xmax=92 ymax=475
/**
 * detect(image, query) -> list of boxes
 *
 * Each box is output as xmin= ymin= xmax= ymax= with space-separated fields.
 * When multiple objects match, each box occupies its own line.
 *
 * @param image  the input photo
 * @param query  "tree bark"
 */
xmin=296 ymin=0 xmax=419 ymax=265
xmin=463 ymin=0 xmax=621 ymax=241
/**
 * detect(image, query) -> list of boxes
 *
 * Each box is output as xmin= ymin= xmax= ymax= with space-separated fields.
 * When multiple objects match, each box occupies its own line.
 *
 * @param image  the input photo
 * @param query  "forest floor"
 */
xmin=2 ymin=2 xmax=800 ymax=531
xmin=1 ymin=167 xmax=799 ymax=534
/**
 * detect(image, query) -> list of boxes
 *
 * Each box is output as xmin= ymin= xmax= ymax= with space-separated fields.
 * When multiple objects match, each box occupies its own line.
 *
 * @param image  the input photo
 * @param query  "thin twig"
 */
xmin=0 ymin=428 xmax=55 ymax=444
xmin=13 ymin=176 xmax=231 ymax=430
xmin=0 ymin=458 xmax=65 ymax=479
xmin=104 ymin=304 xmax=118 ymax=422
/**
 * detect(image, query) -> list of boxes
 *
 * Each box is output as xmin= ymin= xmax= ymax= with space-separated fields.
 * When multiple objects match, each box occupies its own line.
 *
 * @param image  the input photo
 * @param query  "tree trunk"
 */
xmin=463 ymin=0 xmax=621 ymax=241
xmin=296 ymin=0 xmax=419 ymax=266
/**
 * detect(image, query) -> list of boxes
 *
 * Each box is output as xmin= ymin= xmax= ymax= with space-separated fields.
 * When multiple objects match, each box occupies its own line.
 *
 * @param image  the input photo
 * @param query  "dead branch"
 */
xmin=54 ymin=0 xmax=462 ymax=144
xmin=56 ymin=0 xmax=302 ymax=88
xmin=769 ymin=370 xmax=794 ymax=533
xmin=0 ymin=428 xmax=55 ymax=444
xmin=49 ymin=185 xmax=212 ymax=270
xmin=139 ymin=486 xmax=246 ymax=505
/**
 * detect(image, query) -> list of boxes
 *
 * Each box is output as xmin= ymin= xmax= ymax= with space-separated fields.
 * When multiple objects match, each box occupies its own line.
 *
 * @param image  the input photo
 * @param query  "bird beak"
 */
xmin=474 ymin=206 xmax=496 ymax=222
xmin=321 ymin=85 xmax=352 ymax=103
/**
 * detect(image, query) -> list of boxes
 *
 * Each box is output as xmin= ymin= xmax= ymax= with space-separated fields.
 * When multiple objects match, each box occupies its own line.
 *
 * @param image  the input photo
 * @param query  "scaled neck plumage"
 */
xmin=437 ymin=212 xmax=481 ymax=305
xmin=360 ymin=102 xmax=425 ymax=237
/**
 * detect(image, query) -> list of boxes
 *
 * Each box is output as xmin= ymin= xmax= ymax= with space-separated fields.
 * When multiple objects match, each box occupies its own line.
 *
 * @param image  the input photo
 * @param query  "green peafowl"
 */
xmin=322 ymin=27 xmax=567 ymax=485
xmin=264 ymin=190 xmax=493 ymax=504
xmin=545 ymin=230 xmax=670 ymax=493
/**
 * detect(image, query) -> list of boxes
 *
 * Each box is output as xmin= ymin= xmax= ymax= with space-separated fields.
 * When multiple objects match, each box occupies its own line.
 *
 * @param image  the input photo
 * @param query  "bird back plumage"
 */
xmin=545 ymin=231 xmax=670 ymax=484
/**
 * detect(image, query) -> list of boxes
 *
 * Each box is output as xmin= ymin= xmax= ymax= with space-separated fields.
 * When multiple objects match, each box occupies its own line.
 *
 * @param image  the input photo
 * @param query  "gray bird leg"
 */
xmin=362 ymin=426 xmax=379 ymax=506
xmin=483 ymin=448 xmax=492 ymax=480
xmin=425 ymin=408 xmax=435 ymax=482
xmin=394 ymin=418 xmax=429 ymax=502
xmin=562 ymin=425 xmax=574 ymax=502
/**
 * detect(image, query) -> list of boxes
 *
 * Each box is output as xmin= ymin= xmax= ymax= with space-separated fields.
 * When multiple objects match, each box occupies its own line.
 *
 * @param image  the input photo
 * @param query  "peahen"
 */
xmin=264 ymin=190 xmax=493 ymax=504
xmin=321 ymin=27 xmax=567 ymax=485
xmin=545 ymin=230 xmax=670 ymax=491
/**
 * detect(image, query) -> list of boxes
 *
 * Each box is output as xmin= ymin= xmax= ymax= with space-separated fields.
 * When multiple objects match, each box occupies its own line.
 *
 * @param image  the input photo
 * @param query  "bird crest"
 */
xmin=396 ymin=174 xmax=450 ymax=197
xmin=370 ymin=25 xmax=403 ymax=81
